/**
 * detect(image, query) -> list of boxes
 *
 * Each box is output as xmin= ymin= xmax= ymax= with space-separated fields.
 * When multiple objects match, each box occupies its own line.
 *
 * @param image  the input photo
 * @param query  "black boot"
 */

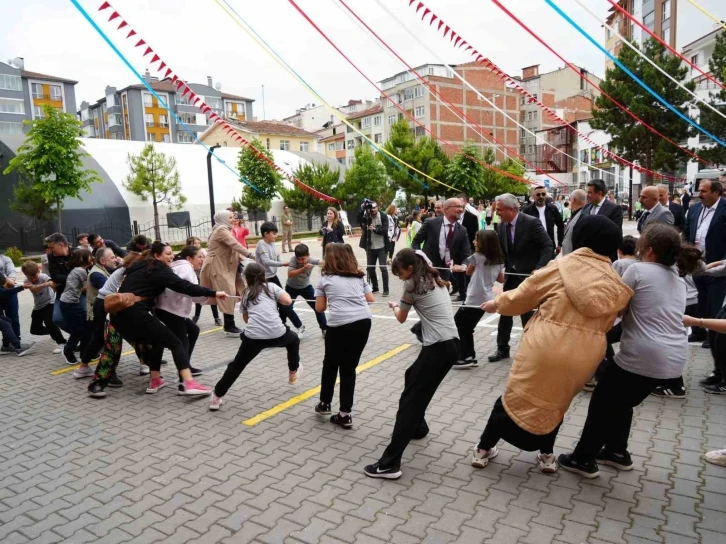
xmin=488 ymin=349 xmax=510 ymax=362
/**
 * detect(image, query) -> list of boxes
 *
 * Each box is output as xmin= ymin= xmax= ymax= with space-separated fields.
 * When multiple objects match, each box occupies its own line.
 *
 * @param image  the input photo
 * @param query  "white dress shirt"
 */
xmin=590 ymin=201 xmax=602 ymax=215
xmin=536 ymin=204 xmax=547 ymax=230
xmin=439 ymin=217 xmax=456 ymax=264
xmin=695 ymin=201 xmax=718 ymax=251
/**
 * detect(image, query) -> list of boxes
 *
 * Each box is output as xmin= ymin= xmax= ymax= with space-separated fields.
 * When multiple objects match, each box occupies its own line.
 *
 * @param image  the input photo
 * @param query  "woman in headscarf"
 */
xmin=469 ymin=215 xmax=633 ymax=474
xmin=200 ymin=210 xmax=253 ymax=335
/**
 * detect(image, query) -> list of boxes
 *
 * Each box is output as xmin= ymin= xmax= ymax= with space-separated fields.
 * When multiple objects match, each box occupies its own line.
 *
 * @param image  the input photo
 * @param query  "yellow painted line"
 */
xmin=241 ymin=343 xmax=411 ymax=427
xmin=50 ymin=327 xmax=224 ymax=375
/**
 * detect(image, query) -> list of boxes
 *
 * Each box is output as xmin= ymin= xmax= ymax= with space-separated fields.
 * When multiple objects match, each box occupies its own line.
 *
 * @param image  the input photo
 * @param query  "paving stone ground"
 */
xmin=1 ymin=223 xmax=725 ymax=544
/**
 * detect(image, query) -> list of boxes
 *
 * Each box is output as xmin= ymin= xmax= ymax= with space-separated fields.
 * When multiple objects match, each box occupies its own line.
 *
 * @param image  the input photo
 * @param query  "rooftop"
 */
xmin=21 ymin=69 xmax=78 ymax=85
xmin=226 ymin=118 xmax=320 ymax=138
xmin=346 ymin=104 xmax=383 ymax=120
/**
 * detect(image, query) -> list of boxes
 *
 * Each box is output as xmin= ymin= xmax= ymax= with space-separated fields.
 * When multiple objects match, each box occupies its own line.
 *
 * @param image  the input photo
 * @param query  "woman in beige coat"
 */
xmin=200 ymin=210 xmax=252 ymax=336
xmin=470 ymin=215 xmax=633 ymax=474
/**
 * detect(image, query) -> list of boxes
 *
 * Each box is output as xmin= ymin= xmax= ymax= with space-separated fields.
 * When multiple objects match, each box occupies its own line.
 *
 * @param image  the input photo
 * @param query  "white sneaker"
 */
xmin=53 ymin=346 xmax=64 ymax=354
xmin=209 ymin=394 xmax=224 ymax=411
xmin=139 ymin=365 xmax=150 ymax=376
xmin=471 ymin=446 xmax=499 ymax=468
xmin=73 ymin=365 xmax=95 ymax=379
xmin=705 ymin=448 xmax=726 ymax=467
xmin=289 ymin=363 xmax=303 ymax=385
xmin=538 ymin=453 xmax=558 ymax=473
xmin=296 ymin=325 xmax=306 ymax=339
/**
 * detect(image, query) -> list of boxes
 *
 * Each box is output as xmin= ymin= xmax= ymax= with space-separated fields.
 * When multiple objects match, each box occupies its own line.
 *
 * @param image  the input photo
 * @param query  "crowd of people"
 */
xmin=2 ymin=175 xmax=725 ymax=480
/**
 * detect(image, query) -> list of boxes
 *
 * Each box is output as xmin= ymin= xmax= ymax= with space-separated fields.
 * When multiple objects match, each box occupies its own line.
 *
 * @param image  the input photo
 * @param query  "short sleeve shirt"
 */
xmin=241 ymin=283 xmax=287 ymax=340
xmin=314 ymin=275 xmax=372 ymax=327
xmin=464 ymin=254 xmax=504 ymax=306
xmin=286 ymin=256 xmax=321 ymax=290
xmin=31 ymin=273 xmax=55 ymax=310
xmin=400 ymin=280 xmax=458 ymax=346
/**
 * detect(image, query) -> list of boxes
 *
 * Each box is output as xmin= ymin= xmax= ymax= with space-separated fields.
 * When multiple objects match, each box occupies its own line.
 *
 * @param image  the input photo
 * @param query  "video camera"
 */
xmin=361 ymin=198 xmax=377 ymax=224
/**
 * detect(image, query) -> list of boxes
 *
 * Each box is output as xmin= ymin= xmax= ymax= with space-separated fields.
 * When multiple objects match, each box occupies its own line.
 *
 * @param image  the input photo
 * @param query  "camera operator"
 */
xmin=357 ymin=200 xmax=390 ymax=296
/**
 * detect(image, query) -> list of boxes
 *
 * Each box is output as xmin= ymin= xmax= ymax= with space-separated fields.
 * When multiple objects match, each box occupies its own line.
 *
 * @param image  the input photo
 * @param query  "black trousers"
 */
xmin=195 ymin=303 xmax=219 ymax=319
xmin=156 ymin=309 xmax=199 ymax=364
xmin=285 ymin=285 xmax=327 ymax=330
xmin=496 ymin=275 xmax=533 ymax=351
xmin=81 ymin=298 xmax=106 ymax=364
xmin=478 ymin=397 xmax=561 ymax=454
xmin=573 ymin=363 xmax=667 ymax=461
xmin=214 ymin=328 xmax=300 ymax=397
xmin=366 ymin=247 xmax=389 ymax=291
xmin=694 ymin=275 xmax=726 ymax=345
xmin=378 ymin=339 xmax=458 ymax=469
xmin=111 ymin=306 xmax=190 ymax=373
xmin=454 ymin=307 xmax=485 ymax=360
xmin=320 ymin=318 xmax=371 ymax=413
xmin=710 ymin=304 xmax=726 ymax=382
xmin=29 ymin=304 xmax=66 ymax=344
xmin=267 ymin=275 xmax=299 ymax=325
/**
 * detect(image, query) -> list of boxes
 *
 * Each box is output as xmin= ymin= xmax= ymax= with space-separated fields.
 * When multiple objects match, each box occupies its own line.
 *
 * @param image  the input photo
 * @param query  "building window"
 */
xmin=266 ymin=138 xmax=270 ymax=149
xmin=414 ymin=85 xmax=424 ymax=98
xmin=373 ymin=115 xmax=381 ymax=126
xmin=336 ymin=141 xmax=344 ymax=150
xmin=159 ymin=115 xmax=169 ymax=128
xmin=0 ymin=97 xmax=25 ymax=114
xmin=145 ymin=114 xmax=154 ymax=127
xmin=146 ymin=132 xmax=155 ymax=142
xmin=106 ymin=94 xmax=116 ymax=107
xmin=404 ymin=88 xmax=414 ymax=101
xmin=177 ymin=131 xmax=194 ymax=143
xmin=415 ymin=106 xmax=425 ymax=119
xmin=347 ymin=139 xmax=355 ymax=149
xmin=280 ymin=140 xmax=290 ymax=151
xmin=49 ymin=85 xmax=62 ymax=100
xmin=178 ymin=112 xmax=196 ymax=124
xmin=363 ymin=117 xmax=371 ymax=128
xmin=0 ymin=121 xmax=23 ymax=135
xmin=374 ymin=133 xmax=382 ymax=144
xmin=520 ymin=128 xmax=525 ymax=138
xmin=161 ymin=134 xmax=170 ymax=143
xmin=662 ymin=0 xmax=670 ymax=21
xmin=300 ymin=141 xmax=309 ymax=152
xmin=328 ymin=143 xmax=335 ymax=151
xmin=527 ymin=145 xmax=534 ymax=154
xmin=388 ymin=115 xmax=396 ymax=125
xmin=643 ymin=10 xmax=655 ymax=29
xmin=81 ymin=109 xmax=90 ymax=122
xmin=204 ymin=96 xmax=223 ymax=112
xmin=108 ymin=113 xmax=122 ymax=127
xmin=415 ymin=126 xmax=425 ymax=137
xmin=33 ymin=105 xmax=45 ymax=118
xmin=662 ymin=27 xmax=670 ymax=43
xmin=691 ymin=54 xmax=699 ymax=66
xmin=0 ymin=74 xmax=22 ymax=91
xmin=177 ymin=94 xmax=192 ymax=106
xmin=31 ymin=83 xmax=44 ymax=99
xmin=143 ymin=93 xmax=153 ymax=107
xmin=347 ymin=156 xmax=353 ymax=165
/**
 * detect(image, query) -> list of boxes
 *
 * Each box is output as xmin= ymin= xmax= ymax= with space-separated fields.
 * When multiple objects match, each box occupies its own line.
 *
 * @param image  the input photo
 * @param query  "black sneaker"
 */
xmin=557 ymin=453 xmax=600 ymax=478
xmin=63 ymin=347 xmax=78 ymax=365
xmin=596 ymin=449 xmax=633 ymax=471
xmin=107 ymin=373 xmax=123 ymax=388
xmin=702 ymin=340 xmax=710 ymax=349
xmin=88 ymin=383 xmax=107 ymax=398
xmin=160 ymin=359 xmax=168 ymax=365
xmin=224 ymin=327 xmax=243 ymax=337
xmin=0 ymin=345 xmax=14 ymax=356
xmin=410 ymin=324 xmax=423 ymax=344
xmin=190 ymin=366 xmax=203 ymax=377
xmin=364 ymin=462 xmax=402 ymax=480
xmin=487 ymin=350 xmax=510 ymax=363
xmin=16 ymin=342 xmax=36 ymax=357
xmin=382 ymin=290 xmax=389 ymax=297
xmin=703 ymin=382 xmax=726 ymax=395
xmin=192 ymin=315 xmax=200 ymax=324
xmin=371 ymin=288 xmax=380 ymax=294
xmin=315 ymin=402 xmax=332 ymax=415
xmin=452 ymin=357 xmax=478 ymax=369
xmin=583 ymin=379 xmax=598 ymax=392
xmin=330 ymin=413 xmax=353 ymax=428
xmin=700 ymin=373 xmax=721 ymax=387
xmin=651 ymin=386 xmax=686 ymax=399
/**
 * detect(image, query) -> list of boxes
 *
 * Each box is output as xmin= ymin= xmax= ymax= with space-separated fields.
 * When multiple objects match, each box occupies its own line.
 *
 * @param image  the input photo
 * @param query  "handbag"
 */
xmin=103 ymin=275 xmax=147 ymax=314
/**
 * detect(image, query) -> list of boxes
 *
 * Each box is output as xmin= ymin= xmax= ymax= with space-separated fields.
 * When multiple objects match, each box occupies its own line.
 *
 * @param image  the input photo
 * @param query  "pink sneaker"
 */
xmin=289 ymin=363 xmax=303 ymax=385
xmin=209 ymin=393 xmax=224 ymax=411
xmin=179 ymin=379 xmax=212 ymax=396
xmin=146 ymin=377 xmax=166 ymax=394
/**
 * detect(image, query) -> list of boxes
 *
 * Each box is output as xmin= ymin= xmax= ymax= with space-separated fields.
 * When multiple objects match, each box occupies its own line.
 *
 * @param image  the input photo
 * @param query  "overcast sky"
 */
xmin=2 ymin=0 xmax=722 ymax=120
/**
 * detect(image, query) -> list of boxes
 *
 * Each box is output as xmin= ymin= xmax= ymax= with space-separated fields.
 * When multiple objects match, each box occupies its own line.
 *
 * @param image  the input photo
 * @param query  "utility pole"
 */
xmin=207 ymin=143 xmax=221 ymax=227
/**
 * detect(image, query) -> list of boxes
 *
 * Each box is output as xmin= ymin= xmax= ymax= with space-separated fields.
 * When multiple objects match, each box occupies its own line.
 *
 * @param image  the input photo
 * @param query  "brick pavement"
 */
xmin=0 ymin=233 xmax=724 ymax=544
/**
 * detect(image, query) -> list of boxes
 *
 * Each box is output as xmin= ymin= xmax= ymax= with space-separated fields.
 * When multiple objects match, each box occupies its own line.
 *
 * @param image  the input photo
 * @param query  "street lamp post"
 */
xmin=207 ymin=143 xmax=221 ymax=227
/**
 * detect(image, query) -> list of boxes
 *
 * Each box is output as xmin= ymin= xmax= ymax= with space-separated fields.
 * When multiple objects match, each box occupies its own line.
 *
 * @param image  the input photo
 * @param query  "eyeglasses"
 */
xmin=535 ymin=193 xmax=547 ymax=197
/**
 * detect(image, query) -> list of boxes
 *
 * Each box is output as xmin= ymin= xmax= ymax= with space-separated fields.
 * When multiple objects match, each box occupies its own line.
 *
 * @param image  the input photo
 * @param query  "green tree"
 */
xmin=338 ymin=145 xmax=390 ymax=207
xmin=479 ymin=149 xmax=529 ymax=198
xmin=3 ymin=105 xmax=101 ymax=230
xmin=9 ymin=180 xmax=57 ymax=223
xmin=280 ymin=162 xmax=341 ymax=229
xmin=124 ymin=144 xmax=186 ymax=241
xmin=590 ymin=39 xmax=695 ymax=183
xmin=445 ymin=141 xmax=486 ymax=198
xmin=237 ymin=137 xmax=282 ymax=218
xmin=697 ymin=30 xmax=726 ymax=166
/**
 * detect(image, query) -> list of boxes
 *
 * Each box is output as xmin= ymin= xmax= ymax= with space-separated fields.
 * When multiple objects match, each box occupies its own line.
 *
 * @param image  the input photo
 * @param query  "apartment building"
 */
xmin=605 ymin=0 xmax=678 ymax=71
xmin=344 ymin=104 xmax=384 ymax=165
xmin=79 ymin=74 xmax=254 ymax=144
xmin=378 ymin=62 xmax=520 ymax=163
xmin=198 ymin=119 xmax=319 ymax=152
xmin=0 ymin=58 xmax=78 ymax=135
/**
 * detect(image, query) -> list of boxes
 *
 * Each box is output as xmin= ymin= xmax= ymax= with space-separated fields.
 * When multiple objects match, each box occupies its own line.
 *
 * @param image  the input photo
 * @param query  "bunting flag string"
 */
xmin=335 ymin=0 xmax=568 ymax=186
xmin=685 ymin=0 xmax=726 ymax=34
xmin=95 ymin=0 xmax=340 ymax=204
xmin=398 ymin=0 xmax=706 ymax=182
xmin=286 ymin=0 xmax=543 ymax=187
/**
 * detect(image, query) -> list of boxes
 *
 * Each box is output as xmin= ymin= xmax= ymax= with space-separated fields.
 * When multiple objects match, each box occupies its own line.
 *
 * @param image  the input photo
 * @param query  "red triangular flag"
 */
xmin=443 ymin=25 xmax=450 ymax=38
xmin=416 ymin=1 xmax=424 ymax=12
xmin=454 ymin=36 xmax=463 ymax=47
xmin=127 ymin=29 xmax=136 ymax=39
xmin=118 ymin=20 xmax=128 ymax=30
xmin=430 ymin=14 xmax=438 ymax=25
xmin=109 ymin=11 xmax=120 ymax=22
xmin=151 ymin=54 xmax=160 ymax=64
xmin=422 ymin=8 xmax=430 ymax=19
xmin=135 ymin=39 xmax=146 ymax=48
xmin=182 ymin=87 xmax=190 ymax=98
xmin=438 ymin=20 xmax=444 ymax=31
xmin=164 ymin=68 xmax=172 ymax=78
xmin=409 ymin=0 xmax=415 ymax=6
xmin=99 ymin=1 xmax=111 ymax=11
xmin=171 ymin=75 xmax=178 ymax=84
xmin=143 ymin=46 xmax=153 ymax=57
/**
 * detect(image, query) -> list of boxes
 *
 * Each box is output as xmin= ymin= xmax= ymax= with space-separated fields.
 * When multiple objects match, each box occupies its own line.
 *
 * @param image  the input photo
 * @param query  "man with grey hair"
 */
xmin=489 ymin=193 xmax=553 ymax=362
xmin=561 ymin=189 xmax=587 ymax=256
xmin=656 ymin=184 xmax=685 ymax=232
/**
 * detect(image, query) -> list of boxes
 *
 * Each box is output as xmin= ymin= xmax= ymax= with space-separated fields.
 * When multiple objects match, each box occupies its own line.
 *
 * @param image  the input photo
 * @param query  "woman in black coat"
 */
xmin=320 ymin=207 xmax=345 ymax=256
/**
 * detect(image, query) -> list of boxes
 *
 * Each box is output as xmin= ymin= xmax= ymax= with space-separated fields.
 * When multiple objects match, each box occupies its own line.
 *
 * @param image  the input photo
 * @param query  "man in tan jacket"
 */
xmin=281 ymin=205 xmax=294 ymax=253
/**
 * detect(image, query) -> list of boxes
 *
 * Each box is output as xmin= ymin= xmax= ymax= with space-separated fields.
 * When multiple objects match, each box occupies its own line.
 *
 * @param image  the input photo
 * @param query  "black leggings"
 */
xmin=81 ymin=298 xmax=106 ymax=364
xmin=111 ymin=305 xmax=191 ymax=373
xmin=195 ymin=303 xmax=219 ymax=319
xmin=320 ymin=319 xmax=371 ymax=413
xmin=454 ymin=307 xmax=485 ymax=359
xmin=156 ymin=309 xmax=200 ymax=364
xmin=30 ymin=304 xmax=66 ymax=344
xmin=214 ymin=329 xmax=300 ymax=397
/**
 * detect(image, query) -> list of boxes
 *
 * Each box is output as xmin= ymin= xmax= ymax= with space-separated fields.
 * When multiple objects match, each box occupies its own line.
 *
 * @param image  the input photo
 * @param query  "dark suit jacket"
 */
xmin=411 ymin=216 xmax=471 ymax=270
xmin=668 ymin=202 xmax=686 ymax=232
xmin=581 ymin=199 xmax=624 ymax=230
xmin=356 ymin=209 xmax=389 ymax=251
xmin=684 ymin=197 xmax=726 ymax=263
xmin=461 ymin=210 xmax=479 ymax=249
xmin=497 ymin=213 xmax=553 ymax=288
xmin=521 ymin=202 xmax=565 ymax=249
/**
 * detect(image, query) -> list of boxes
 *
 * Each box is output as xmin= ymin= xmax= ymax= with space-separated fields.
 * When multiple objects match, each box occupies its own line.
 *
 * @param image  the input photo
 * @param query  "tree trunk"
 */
xmin=56 ymin=198 xmax=62 ymax=232
xmin=153 ymin=201 xmax=160 ymax=242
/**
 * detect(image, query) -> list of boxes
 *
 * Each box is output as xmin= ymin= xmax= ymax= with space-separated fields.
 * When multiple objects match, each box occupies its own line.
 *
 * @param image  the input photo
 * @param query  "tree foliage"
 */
xmin=9 ymin=180 xmax=57 ymax=222
xmin=237 ymin=137 xmax=282 ymax=216
xmin=279 ymin=162 xmax=341 ymax=222
xmin=697 ymin=30 xmax=726 ymax=166
xmin=479 ymin=148 xmax=529 ymax=198
xmin=445 ymin=141 xmax=486 ymax=198
xmin=3 ymin=105 xmax=101 ymax=230
xmin=338 ymin=145 xmax=391 ymax=207
xmin=590 ymin=39 xmax=695 ymax=182
xmin=124 ymin=144 xmax=186 ymax=241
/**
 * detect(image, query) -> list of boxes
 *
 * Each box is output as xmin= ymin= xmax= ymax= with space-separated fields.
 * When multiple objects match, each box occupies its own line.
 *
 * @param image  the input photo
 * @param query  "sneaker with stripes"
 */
xmin=650 ymin=385 xmax=686 ymax=399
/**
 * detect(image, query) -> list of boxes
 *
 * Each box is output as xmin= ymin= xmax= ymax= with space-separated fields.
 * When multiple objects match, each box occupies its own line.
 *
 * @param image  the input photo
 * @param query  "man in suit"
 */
xmin=522 ymin=185 xmax=565 ymax=255
xmin=561 ymin=189 xmax=587 ymax=256
xmin=450 ymin=193 xmax=479 ymax=300
xmin=683 ymin=179 xmax=726 ymax=390
xmin=581 ymin=178 xmax=623 ymax=261
xmin=656 ymin=184 xmax=686 ymax=232
xmin=489 ymin=193 xmax=554 ymax=362
xmin=637 ymin=186 xmax=674 ymax=234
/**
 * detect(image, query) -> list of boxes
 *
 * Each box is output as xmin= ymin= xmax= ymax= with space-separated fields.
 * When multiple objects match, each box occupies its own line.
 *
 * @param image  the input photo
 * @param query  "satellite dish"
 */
xmin=215 ymin=82 xmax=222 ymax=91
xmin=10 ymin=57 xmax=24 ymax=69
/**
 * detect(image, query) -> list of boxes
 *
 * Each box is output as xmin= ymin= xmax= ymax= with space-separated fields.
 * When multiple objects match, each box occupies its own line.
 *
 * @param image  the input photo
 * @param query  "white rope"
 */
xmin=353 ymin=258 xmax=531 ymax=276
xmin=573 ymin=0 xmax=726 ymax=123
xmin=370 ymin=0 xmax=624 ymax=184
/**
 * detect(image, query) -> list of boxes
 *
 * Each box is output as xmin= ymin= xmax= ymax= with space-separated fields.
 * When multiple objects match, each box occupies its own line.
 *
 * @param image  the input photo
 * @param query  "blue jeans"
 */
xmin=0 ymin=315 xmax=20 ymax=348
xmin=284 ymin=285 xmax=327 ymax=330
xmin=53 ymin=294 xmax=86 ymax=334
xmin=0 ymin=291 xmax=20 ymax=342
